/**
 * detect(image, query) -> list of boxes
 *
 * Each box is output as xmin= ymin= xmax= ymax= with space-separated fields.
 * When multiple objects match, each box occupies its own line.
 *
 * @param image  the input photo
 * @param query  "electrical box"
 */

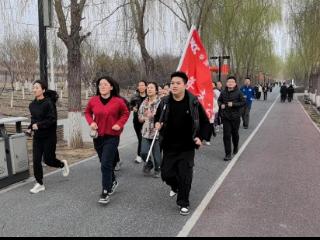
xmin=0 ymin=138 xmax=9 ymax=179
xmin=9 ymin=134 xmax=29 ymax=175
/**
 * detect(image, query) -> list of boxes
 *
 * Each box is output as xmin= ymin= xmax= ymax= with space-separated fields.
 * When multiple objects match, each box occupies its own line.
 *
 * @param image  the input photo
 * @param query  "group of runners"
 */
xmin=26 ymin=72 xmax=273 ymax=216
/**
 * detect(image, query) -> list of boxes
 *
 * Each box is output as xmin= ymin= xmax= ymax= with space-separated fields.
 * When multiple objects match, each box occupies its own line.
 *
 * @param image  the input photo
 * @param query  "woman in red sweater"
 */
xmin=85 ymin=76 xmax=130 ymax=205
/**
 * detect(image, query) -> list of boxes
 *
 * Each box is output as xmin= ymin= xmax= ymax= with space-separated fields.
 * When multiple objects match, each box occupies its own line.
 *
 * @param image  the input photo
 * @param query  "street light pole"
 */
xmin=210 ymin=56 xmax=230 ymax=82
xmin=38 ymin=0 xmax=48 ymax=86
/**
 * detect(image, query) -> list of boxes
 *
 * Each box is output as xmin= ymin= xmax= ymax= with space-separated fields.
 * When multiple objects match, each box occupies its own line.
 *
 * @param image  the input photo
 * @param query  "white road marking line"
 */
xmin=177 ymin=96 xmax=280 ymax=237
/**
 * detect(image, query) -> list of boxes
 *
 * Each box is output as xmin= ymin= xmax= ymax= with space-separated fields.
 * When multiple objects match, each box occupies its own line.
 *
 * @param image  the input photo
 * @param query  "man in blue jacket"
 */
xmin=240 ymin=78 xmax=255 ymax=129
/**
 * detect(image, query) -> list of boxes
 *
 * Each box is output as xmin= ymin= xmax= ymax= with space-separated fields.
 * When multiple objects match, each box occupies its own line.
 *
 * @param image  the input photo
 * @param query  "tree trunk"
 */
xmin=67 ymin=45 xmax=83 ymax=148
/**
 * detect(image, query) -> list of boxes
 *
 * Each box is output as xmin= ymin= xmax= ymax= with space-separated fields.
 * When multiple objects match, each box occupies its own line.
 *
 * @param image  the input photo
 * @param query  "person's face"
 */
xmin=33 ymin=83 xmax=45 ymax=98
xmin=171 ymin=77 xmax=187 ymax=96
xmin=99 ymin=79 xmax=113 ymax=96
xmin=147 ymin=84 xmax=157 ymax=97
xmin=162 ymin=86 xmax=170 ymax=96
xmin=226 ymin=79 xmax=237 ymax=89
xmin=217 ymin=82 xmax=223 ymax=90
xmin=245 ymin=79 xmax=251 ymax=86
xmin=138 ymin=82 xmax=147 ymax=94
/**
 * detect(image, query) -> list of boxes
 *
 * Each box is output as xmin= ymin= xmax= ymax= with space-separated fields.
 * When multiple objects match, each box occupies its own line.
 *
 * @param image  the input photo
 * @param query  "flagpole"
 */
xmin=177 ymin=25 xmax=196 ymax=71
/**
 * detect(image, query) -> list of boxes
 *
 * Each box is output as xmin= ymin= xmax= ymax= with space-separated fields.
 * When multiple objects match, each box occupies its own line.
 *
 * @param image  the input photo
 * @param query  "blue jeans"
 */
xmin=94 ymin=136 xmax=120 ymax=193
xmin=141 ymin=138 xmax=161 ymax=172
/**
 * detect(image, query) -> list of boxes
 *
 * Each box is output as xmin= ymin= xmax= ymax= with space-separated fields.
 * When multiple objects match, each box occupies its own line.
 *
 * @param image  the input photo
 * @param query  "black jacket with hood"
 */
xmin=154 ymin=91 xmax=209 ymax=150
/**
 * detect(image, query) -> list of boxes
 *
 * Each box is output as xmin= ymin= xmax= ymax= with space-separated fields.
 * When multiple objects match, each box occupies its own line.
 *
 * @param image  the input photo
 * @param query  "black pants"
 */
xmin=203 ymin=123 xmax=216 ymax=142
xmin=133 ymin=121 xmax=143 ymax=157
xmin=33 ymin=136 xmax=64 ymax=185
xmin=281 ymin=94 xmax=287 ymax=103
xmin=256 ymin=92 xmax=262 ymax=100
xmin=264 ymin=92 xmax=268 ymax=101
xmin=242 ymin=105 xmax=251 ymax=128
xmin=161 ymin=150 xmax=195 ymax=208
xmin=94 ymin=136 xmax=120 ymax=193
xmin=223 ymin=118 xmax=241 ymax=156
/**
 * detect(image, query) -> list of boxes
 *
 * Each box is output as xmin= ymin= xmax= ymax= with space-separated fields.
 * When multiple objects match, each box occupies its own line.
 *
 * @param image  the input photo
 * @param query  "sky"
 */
xmin=0 ymin=0 xmax=291 ymax=59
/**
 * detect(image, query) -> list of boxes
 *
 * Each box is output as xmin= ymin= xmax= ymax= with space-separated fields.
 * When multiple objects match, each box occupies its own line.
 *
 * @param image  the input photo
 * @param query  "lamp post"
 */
xmin=38 ymin=0 xmax=53 ymax=87
xmin=38 ymin=0 xmax=48 ymax=86
xmin=210 ymin=56 xmax=230 ymax=82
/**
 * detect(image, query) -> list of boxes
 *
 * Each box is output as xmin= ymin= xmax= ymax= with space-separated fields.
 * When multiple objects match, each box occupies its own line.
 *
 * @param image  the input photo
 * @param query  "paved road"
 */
xmin=189 ymin=98 xmax=320 ymax=237
xmin=0 ymin=90 xmax=280 ymax=237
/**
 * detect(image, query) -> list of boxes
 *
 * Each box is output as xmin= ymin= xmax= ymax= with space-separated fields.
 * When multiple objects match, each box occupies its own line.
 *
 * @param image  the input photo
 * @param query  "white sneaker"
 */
xmin=115 ymin=161 xmax=122 ymax=172
xmin=30 ymin=183 xmax=45 ymax=194
xmin=61 ymin=160 xmax=70 ymax=177
xmin=204 ymin=141 xmax=211 ymax=146
xmin=170 ymin=190 xmax=177 ymax=198
xmin=135 ymin=156 xmax=143 ymax=164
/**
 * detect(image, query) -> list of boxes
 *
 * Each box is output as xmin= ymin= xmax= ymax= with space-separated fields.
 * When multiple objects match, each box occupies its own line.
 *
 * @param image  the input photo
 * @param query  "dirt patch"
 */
xmin=298 ymin=97 xmax=320 ymax=128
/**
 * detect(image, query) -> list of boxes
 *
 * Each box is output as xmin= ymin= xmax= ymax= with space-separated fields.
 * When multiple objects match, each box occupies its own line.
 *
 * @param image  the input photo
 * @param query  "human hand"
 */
xmin=90 ymin=122 xmax=98 ymax=130
xmin=194 ymin=138 xmax=202 ymax=147
xmin=32 ymin=124 xmax=38 ymax=131
xmin=112 ymin=124 xmax=121 ymax=131
xmin=155 ymin=122 xmax=163 ymax=131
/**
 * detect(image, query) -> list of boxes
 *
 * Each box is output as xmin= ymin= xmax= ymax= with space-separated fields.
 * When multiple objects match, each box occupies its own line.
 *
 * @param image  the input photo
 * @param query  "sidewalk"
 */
xmin=189 ymin=100 xmax=320 ymax=237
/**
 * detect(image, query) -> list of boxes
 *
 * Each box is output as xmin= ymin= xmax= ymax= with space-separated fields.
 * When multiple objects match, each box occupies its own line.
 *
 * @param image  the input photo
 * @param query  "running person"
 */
xmin=28 ymin=80 xmax=69 ymax=194
xmin=155 ymin=72 xmax=209 ymax=216
xmin=85 ymin=76 xmax=130 ymax=205
xmin=130 ymin=81 xmax=147 ymax=164
xmin=240 ymin=78 xmax=255 ymax=129
xmin=219 ymin=76 xmax=246 ymax=161
xmin=138 ymin=82 xmax=162 ymax=178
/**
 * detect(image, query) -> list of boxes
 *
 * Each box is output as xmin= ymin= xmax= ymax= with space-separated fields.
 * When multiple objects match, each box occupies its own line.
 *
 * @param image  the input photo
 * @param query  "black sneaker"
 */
xmin=153 ymin=171 xmax=161 ymax=179
xmin=109 ymin=181 xmax=119 ymax=196
xmin=233 ymin=148 xmax=239 ymax=155
xmin=224 ymin=154 xmax=232 ymax=162
xmin=98 ymin=191 xmax=110 ymax=205
xmin=180 ymin=207 xmax=190 ymax=216
xmin=143 ymin=166 xmax=152 ymax=176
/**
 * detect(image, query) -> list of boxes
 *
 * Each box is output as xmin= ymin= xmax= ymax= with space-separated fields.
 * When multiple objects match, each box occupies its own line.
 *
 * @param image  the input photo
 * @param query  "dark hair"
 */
xmin=163 ymin=83 xmax=170 ymax=88
xmin=96 ymin=76 xmax=120 ymax=97
xmin=147 ymin=82 xmax=159 ymax=94
xmin=171 ymin=71 xmax=188 ymax=84
xmin=33 ymin=80 xmax=48 ymax=91
xmin=227 ymin=76 xmax=237 ymax=82
xmin=245 ymin=77 xmax=251 ymax=81
xmin=44 ymin=90 xmax=59 ymax=104
xmin=138 ymin=80 xmax=147 ymax=87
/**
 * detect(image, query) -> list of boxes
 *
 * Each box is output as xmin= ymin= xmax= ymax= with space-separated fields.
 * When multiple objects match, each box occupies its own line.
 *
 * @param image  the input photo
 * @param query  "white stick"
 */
xmin=145 ymin=130 xmax=159 ymax=163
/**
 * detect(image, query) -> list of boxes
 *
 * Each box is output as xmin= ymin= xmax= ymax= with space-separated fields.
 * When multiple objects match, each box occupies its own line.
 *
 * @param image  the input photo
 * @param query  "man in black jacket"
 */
xmin=218 ymin=76 xmax=246 ymax=161
xmin=280 ymin=83 xmax=288 ymax=103
xmin=154 ymin=72 xmax=209 ymax=216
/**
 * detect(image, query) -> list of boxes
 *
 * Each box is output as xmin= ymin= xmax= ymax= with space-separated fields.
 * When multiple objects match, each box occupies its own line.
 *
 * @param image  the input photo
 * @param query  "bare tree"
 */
xmin=127 ymin=0 xmax=155 ymax=79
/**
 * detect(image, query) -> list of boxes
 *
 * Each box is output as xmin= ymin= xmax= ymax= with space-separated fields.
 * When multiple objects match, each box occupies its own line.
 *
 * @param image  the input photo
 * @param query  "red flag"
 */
xmin=177 ymin=27 xmax=214 ymax=121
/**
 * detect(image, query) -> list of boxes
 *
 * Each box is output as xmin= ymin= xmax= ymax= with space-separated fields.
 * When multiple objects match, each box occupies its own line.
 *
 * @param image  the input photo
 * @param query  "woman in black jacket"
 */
xmin=129 ymin=81 xmax=147 ymax=164
xmin=27 ymin=81 xmax=69 ymax=194
xmin=218 ymin=76 xmax=246 ymax=161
